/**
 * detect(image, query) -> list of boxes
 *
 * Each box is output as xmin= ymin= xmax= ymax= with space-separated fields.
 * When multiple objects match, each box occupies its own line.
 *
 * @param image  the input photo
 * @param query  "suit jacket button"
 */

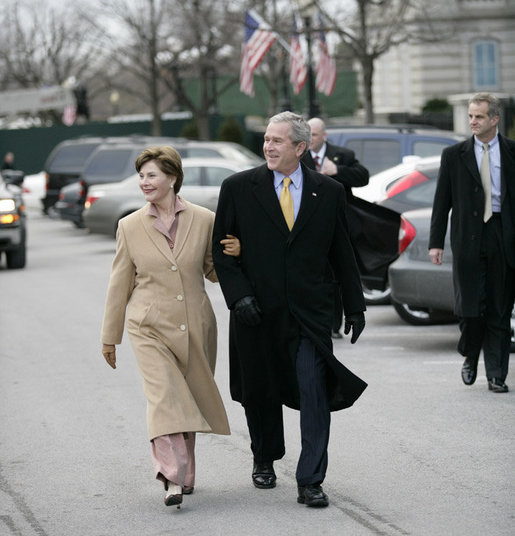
xmin=171 ymin=265 xmax=178 ymax=271
xmin=180 ymin=324 xmax=186 ymax=331
xmin=473 ymin=211 xmax=478 ymax=216
xmin=177 ymin=295 xmax=184 ymax=301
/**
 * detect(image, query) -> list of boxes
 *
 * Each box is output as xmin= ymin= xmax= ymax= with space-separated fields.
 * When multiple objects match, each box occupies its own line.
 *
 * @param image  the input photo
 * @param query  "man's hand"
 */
xmin=344 ymin=312 xmax=365 ymax=344
xmin=233 ymin=296 xmax=262 ymax=326
xmin=102 ymin=344 xmax=117 ymax=369
xmin=320 ymin=158 xmax=337 ymax=176
xmin=429 ymin=248 xmax=443 ymax=265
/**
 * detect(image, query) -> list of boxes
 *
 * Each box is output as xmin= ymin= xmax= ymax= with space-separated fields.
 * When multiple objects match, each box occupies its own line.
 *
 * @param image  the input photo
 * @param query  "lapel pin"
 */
xmin=312 ymin=192 xmax=317 ymax=197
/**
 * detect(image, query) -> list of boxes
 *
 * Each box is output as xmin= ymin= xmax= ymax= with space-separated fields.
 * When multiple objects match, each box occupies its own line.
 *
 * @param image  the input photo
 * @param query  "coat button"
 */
xmin=180 ymin=324 xmax=186 ymax=331
xmin=171 ymin=265 xmax=178 ymax=271
xmin=177 ymin=295 xmax=183 ymax=301
xmin=473 ymin=211 xmax=478 ymax=216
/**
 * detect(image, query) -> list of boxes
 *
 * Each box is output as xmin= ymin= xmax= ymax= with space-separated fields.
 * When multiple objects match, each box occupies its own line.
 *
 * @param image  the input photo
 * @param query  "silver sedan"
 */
xmin=82 ymin=158 xmax=253 ymax=237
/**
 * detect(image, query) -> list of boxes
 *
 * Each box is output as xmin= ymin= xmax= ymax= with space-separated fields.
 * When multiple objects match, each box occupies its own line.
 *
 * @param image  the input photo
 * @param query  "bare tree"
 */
xmin=317 ymin=0 xmax=452 ymax=123
xmin=0 ymin=1 xmax=106 ymax=122
xmin=159 ymin=0 xmax=243 ymax=139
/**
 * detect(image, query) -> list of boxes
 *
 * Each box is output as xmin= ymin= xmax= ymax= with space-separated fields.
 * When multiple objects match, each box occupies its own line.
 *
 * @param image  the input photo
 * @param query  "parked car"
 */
xmin=388 ymin=208 xmax=515 ymax=349
xmin=325 ymin=125 xmax=464 ymax=175
xmin=388 ymin=207 xmax=457 ymax=324
xmin=42 ymin=136 xmax=106 ymax=214
xmin=54 ymin=139 xmax=264 ymax=227
xmin=82 ymin=158 xmax=254 ymax=237
xmin=353 ymin=155 xmax=438 ymax=203
xmin=0 ymin=171 xmax=26 ymax=268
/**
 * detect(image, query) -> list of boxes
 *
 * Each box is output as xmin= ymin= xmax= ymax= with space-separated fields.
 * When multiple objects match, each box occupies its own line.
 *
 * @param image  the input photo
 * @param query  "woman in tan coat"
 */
xmin=101 ymin=145 xmax=239 ymax=508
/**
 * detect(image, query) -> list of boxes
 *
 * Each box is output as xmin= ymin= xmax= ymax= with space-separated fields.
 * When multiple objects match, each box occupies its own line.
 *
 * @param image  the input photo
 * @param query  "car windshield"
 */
xmin=48 ymin=144 xmax=100 ymax=172
xmin=85 ymin=149 xmax=133 ymax=176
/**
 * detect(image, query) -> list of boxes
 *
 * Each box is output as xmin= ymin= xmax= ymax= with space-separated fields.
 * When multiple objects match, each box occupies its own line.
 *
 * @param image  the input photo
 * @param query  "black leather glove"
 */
xmin=233 ymin=296 xmax=262 ymax=326
xmin=344 ymin=312 xmax=365 ymax=344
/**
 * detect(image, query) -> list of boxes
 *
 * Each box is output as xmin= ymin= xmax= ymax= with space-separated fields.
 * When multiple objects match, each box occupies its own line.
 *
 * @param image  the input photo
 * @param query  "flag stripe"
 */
xmin=315 ymin=13 xmax=336 ymax=96
xmin=289 ymin=13 xmax=307 ymax=95
xmin=240 ymin=10 xmax=276 ymax=97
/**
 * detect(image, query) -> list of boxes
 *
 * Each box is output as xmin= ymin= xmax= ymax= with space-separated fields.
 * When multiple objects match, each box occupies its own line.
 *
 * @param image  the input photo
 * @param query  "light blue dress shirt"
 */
xmin=273 ymin=165 xmax=303 ymax=221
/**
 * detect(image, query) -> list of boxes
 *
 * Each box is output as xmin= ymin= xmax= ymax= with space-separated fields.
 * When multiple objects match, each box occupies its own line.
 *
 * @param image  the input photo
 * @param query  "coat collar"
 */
xmin=460 ymin=136 xmax=481 ymax=184
xmin=138 ymin=200 xmax=194 ymax=261
xmin=251 ymin=163 xmax=324 ymax=240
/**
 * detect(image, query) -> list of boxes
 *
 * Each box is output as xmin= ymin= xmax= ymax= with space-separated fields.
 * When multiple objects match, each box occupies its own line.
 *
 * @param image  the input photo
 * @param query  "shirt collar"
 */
xmin=146 ymin=195 xmax=187 ymax=218
xmin=474 ymin=131 xmax=498 ymax=149
xmin=273 ymin=165 xmax=303 ymax=190
xmin=310 ymin=142 xmax=327 ymax=161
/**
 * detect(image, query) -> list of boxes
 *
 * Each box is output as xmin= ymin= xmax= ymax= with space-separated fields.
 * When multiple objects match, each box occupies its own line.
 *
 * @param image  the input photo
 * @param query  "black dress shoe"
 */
xmin=252 ymin=462 xmax=276 ymax=489
xmin=297 ymin=484 xmax=329 ymax=507
xmin=461 ymin=356 xmax=479 ymax=385
xmin=488 ymin=378 xmax=509 ymax=393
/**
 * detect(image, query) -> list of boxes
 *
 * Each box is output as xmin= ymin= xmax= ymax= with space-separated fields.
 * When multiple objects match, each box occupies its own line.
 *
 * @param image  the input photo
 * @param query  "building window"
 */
xmin=472 ymin=41 xmax=498 ymax=89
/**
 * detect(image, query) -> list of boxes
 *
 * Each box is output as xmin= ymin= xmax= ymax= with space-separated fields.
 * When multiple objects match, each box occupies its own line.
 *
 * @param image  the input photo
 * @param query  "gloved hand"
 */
xmin=102 ymin=344 xmax=117 ymax=369
xmin=344 ymin=312 xmax=365 ymax=344
xmin=233 ymin=296 xmax=262 ymax=326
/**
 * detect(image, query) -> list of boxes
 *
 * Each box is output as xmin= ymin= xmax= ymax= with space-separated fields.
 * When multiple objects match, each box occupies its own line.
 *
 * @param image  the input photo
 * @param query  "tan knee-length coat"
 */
xmin=101 ymin=200 xmax=230 ymax=440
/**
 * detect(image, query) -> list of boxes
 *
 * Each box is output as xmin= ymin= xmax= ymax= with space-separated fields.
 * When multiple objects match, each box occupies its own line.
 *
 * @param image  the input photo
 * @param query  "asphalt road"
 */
xmin=1 ymin=206 xmax=513 ymax=536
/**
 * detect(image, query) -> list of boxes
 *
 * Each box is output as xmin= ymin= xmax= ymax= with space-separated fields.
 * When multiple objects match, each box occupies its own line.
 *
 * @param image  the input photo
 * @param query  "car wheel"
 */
xmin=6 ymin=228 xmax=26 ymax=269
xmin=362 ymin=281 xmax=391 ymax=305
xmin=392 ymin=300 xmax=457 ymax=326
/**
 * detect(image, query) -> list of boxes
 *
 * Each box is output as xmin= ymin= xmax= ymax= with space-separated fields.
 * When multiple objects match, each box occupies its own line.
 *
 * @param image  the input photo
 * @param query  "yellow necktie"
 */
xmin=480 ymin=143 xmax=492 ymax=222
xmin=280 ymin=177 xmax=294 ymax=230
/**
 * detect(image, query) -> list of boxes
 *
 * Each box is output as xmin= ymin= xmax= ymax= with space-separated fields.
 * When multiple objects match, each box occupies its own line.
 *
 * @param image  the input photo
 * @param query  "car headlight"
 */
xmin=0 ymin=198 xmax=16 ymax=212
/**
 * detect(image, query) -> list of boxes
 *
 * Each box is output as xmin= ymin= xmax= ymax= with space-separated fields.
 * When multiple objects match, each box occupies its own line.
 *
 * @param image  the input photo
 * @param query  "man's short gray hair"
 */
xmin=268 ymin=111 xmax=311 ymax=154
xmin=469 ymin=92 xmax=501 ymax=118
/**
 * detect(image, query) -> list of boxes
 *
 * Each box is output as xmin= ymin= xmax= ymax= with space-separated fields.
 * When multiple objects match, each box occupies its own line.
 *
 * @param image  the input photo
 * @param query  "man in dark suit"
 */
xmin=212 ymin=112 xmax=367 ymax=507
xmin=429 ymin=93 xmax=515 ymax=393
xmin=302 ymin=117 xmax=369 ymax=338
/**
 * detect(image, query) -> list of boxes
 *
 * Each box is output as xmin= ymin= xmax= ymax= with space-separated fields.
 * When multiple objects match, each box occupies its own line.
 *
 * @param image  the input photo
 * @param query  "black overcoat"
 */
xmin=429 ymin=134 xmax=515 ymax=316
xmin=212 ymin=163 xmax=367 ymax=412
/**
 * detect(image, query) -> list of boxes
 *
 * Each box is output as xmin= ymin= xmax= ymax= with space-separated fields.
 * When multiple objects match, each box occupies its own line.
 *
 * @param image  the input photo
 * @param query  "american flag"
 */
xmin=289 ymin=12 xmax=307 ymax=95
xmin=315 ymin=12 xmax=336 ymax=96
xmin=62 ymin=104 xmax=77 ymax=126
xmin=240 ymin=10 xmax=276 ymax=97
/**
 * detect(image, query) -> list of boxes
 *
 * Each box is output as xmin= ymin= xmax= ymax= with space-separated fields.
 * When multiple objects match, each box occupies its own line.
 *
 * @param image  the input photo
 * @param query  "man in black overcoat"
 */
xmin=212 ymin=112 xmax=367 ymax=508
xmin=302 ymin=117 xmax=369 ymax=338
xmin=429 ymin=93 xmax=515 ymax=393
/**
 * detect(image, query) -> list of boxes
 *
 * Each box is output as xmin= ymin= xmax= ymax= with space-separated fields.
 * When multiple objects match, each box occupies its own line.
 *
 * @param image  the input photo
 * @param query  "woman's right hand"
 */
xmin=102 ymin=344 xmax=117 ymax=369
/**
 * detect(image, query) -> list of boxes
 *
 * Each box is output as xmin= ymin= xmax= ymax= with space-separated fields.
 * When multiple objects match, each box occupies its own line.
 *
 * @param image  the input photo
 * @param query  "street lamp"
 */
xmin=296 ymin=0 xmax=320 ymax=118
xmin=109 ymin=90 xmax=120 ymax=117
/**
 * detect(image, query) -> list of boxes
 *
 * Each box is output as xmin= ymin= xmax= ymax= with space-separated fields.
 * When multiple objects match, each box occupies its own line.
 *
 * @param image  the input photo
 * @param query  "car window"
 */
xmin=397 ymin=178 xmax=437 ymax=207
xmin=412 ymin=140 xmax=450 ymax=158
xmin=85 ymin=149 xmax=133 ymax=175
xmin=186 ymin=148 xmax=222 ymax=158
xmin=182 ymin=167 xmax=202 ymax=186
xmin=346 ymin=139 xmax=401 ymax=175
xmin=204 ymin=167 xmax=234 ymax=187
xmin=48 ymin=144 xmax=100 ymax=172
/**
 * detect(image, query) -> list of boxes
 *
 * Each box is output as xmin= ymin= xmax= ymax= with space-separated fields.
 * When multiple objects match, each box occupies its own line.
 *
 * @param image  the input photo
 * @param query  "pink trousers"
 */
xmin=151 ymin=432 xmax=196 ymax=489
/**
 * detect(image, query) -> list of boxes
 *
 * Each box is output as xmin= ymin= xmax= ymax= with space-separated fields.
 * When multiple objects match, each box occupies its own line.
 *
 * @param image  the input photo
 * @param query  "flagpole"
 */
xmin=302 ymin=11 xmax=321 ymax=118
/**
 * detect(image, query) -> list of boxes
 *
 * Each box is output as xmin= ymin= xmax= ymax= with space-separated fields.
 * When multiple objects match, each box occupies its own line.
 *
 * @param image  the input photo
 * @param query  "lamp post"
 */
xmin=296 ymin=0 xmax=320 ymax=118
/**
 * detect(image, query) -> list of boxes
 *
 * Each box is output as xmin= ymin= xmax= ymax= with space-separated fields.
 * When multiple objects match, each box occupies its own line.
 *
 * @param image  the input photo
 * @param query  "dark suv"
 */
xmin=326 ymin=125 xmax=464 ymax=175
xmin=42 ymin=137 xmax=106 ymax=214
